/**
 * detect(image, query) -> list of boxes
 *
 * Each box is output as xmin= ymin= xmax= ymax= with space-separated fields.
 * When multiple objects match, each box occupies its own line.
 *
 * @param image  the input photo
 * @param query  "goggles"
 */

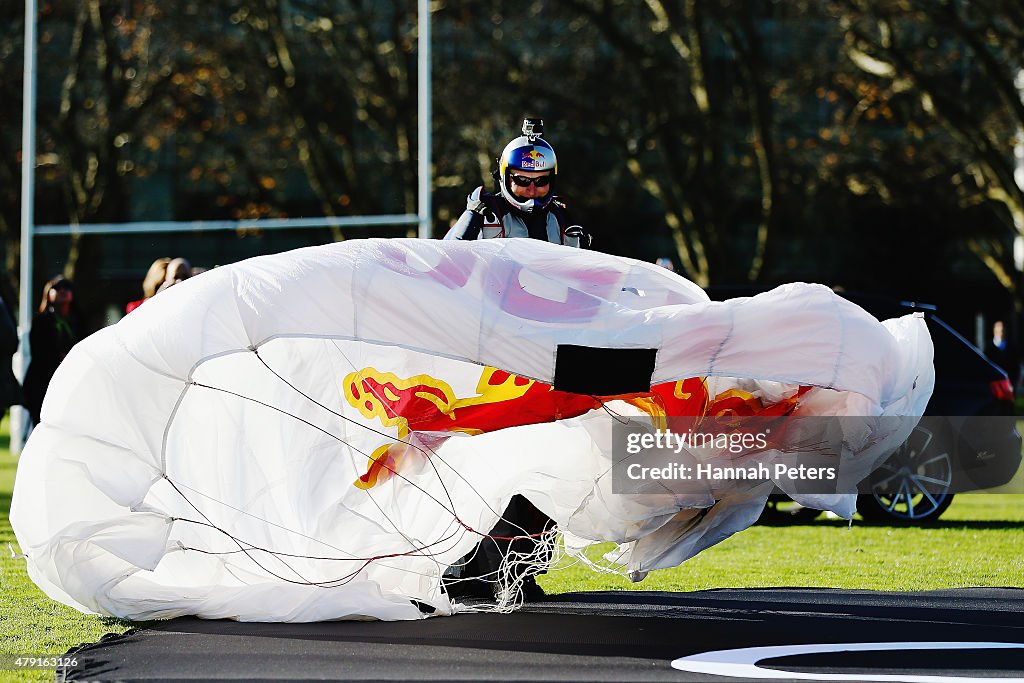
xmin=509 ymin=173 xmax=552 ymax=188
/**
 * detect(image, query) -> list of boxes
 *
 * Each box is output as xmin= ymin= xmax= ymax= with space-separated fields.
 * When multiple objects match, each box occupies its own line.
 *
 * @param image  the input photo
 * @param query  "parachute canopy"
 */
xmin=11 ymin=239 xmax=933 ymax=621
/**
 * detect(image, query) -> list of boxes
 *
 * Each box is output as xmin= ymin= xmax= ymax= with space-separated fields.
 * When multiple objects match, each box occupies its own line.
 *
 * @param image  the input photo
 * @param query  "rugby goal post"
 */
xmin=13 ymin=0 xmax=433 ymax=452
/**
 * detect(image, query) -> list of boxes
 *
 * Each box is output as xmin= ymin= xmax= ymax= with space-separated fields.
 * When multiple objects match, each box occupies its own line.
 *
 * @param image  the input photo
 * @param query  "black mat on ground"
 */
xmin=62 ymin=588 xmax=1024 ymax=682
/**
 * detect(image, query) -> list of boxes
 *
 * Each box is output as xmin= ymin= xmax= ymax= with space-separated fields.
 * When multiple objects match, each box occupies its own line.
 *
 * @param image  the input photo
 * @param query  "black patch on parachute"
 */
xmin=553 ymin=345 xmax=657 ymax=395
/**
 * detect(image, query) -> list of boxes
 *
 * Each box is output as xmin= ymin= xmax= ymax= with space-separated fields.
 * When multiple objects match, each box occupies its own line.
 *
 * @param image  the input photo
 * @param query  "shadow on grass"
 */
xmin=856 ymin=519 xmax=1024 ymax=530
xmin=758 ymin=516 xmax=1024 ymax=530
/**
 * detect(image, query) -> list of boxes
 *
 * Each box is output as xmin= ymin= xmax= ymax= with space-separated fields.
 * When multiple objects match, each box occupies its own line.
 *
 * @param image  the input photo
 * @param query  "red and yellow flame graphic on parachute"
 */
xmin=344 ymin=367 xmax=806 ymax=489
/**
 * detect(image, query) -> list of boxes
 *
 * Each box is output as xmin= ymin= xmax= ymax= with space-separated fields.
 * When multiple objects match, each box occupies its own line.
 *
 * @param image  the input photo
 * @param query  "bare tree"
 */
xmin=229 ymin=0 xmax=421 ymax=236
xmin=442 ymin=0 xmax=793 ymax=285
xmin=0 ymin=3 xmax=26 ymax=299
xmin=833 ymin=0 xmax=1024 ymax=301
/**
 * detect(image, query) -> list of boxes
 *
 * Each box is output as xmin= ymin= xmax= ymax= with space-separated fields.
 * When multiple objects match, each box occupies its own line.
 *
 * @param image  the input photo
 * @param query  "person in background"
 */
xmin=987 ymin=320 xmax=1020 ymax=388
xmin=157 ymin=257 xmax=192 ymax=293
xmin=0 ymin=293 xmax=24 ymax=425
xmin=126 ymin=257 xmax=171 ymax=314
xmin=23 ymin=276 xmax=81 ymax=426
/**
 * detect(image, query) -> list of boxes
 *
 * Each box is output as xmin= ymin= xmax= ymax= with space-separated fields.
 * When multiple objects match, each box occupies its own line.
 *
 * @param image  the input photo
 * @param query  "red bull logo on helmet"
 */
xmin=518 ymin=148 xmax=547 ymax=169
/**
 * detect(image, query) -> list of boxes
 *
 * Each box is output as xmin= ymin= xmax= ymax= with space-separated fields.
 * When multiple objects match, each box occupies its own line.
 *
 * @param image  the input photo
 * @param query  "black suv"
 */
xmin=707 ymin=287 xmax=1021 ymax=524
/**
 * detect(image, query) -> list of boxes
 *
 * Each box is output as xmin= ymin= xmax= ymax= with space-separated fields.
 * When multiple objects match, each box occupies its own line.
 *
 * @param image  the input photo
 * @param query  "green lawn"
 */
xmin=2 ymin=418 xmax=1022 ymax=681
xmin=0 ymin=419 xmax=137 ymax=682
xmin=538 ymin=497 xmax=1024 ymax=594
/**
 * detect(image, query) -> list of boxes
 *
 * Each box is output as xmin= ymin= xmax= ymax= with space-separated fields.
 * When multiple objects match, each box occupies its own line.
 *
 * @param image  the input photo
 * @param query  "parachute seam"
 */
xmin=247 ymin=332 xmax=552 ymax=381
xmin=829 ymin=294 xmax=845 ymax=389
xmin=110 ymin=326 xmax=196 ymax=385
xmin=708 ymin=303 xmax=736 ymax=374
xmin=163 ymin=346 xmax=259 ymax=474
xmin=160 ymin=380 xmax=195 ymax=475
xmin=37 ymin=422 xmax=163 ymax=481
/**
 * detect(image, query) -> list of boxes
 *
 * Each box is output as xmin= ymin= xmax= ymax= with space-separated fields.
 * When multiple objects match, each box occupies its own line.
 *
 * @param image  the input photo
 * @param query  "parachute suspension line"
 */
xmin=164 ymin=479 xmax=468 ymax=587
xmin=157 ymin=380 xmax=361 ymax=585
xmin=491 ymin=528 xmax=559 ymax=613
xmin=157 ymin=376 xmax=481 ymax=582
xmin=245 ymin=348 xmax=467 ymax=516
xmin=171 ymin=516 xmax=466 ymax=588
xmin=593 ymin=396 xmax=637 ymax=424
xmin=252 ymin=343 xmax=521 ymax=538
xmin=248 ymin=347 xmax=434 ymax=460
xmin=165 ymin=376 xmax=503 ymax=581
xmin=187 ymin=378 xmax=468 ymax=525
xmin=309 ymin=348 xmax=572 ymax=596
xmin=161 ymin=400 xmax=474 ymax=583
xmin=162 ymin=475 xmax=317 ymax=586
xmin=554 ymin=539 xmax=632 ymax=580
xmin=447 ymin=534 xmax=631 ymax=607
xmin=168 ymin=351 xmax=563 ymax=591
xmin=322 ymin=341 xmax=536 ymax=529
xmin=246 ymin=344 xmax=471 ymax=562
xmin=165 ymin=478 xmax=362 ymax=559
xmin=310 ymin=344 xmax=583 ymax=583
xmin=313 ymin=353 xmax=565 ymax=594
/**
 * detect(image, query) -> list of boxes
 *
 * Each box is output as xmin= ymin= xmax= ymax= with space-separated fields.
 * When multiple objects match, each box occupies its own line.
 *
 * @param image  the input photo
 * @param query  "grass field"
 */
xmin=1 ymin=420 xmax=1022 ymax=682
xmin=538 ymin=497 xmax=1024 ymax=594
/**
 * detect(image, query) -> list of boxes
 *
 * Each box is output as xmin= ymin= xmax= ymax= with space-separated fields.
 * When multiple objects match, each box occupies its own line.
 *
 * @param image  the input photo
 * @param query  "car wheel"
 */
xmin=858 ymin=423 xmax=955 ymax=524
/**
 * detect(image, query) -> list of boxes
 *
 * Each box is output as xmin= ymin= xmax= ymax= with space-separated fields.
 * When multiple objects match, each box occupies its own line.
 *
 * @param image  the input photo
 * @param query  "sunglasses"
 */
xmin=510 ymin=174 xmax=552 ymax=188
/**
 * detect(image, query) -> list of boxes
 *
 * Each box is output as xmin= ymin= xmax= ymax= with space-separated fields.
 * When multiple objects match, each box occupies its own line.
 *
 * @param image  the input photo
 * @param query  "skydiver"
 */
xmin=444 ymin=117 xmax=590 ymax=248
xmin=442 ymin=118 xmax=588 ymax=602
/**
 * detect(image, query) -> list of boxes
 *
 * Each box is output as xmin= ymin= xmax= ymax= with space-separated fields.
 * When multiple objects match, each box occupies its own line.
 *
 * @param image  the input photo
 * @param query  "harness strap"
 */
xmin=481 ymin=193 xmax=569 ymax=243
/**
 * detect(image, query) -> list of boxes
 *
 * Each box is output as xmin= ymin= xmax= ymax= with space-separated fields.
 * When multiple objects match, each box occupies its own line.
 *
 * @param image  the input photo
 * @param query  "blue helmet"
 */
xmin=497 ymin=120 xmax=558 ymax=213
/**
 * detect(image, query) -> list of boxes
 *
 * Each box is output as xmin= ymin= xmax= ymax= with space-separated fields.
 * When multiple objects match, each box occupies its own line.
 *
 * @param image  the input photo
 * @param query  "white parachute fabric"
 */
xmin=10 ymin=238 xmax=933 ymax=621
